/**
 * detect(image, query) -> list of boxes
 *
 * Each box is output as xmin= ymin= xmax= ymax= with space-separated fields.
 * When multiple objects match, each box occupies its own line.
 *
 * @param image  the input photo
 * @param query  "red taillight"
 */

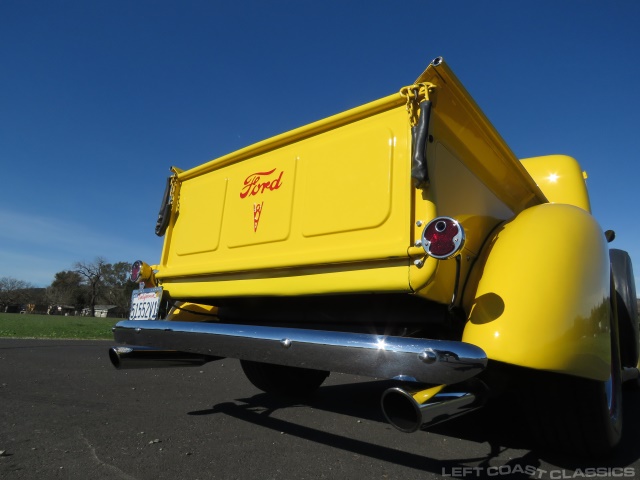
xmin=421 ymin=217 xmax=465 ymax=259
xmin=130 ymin=260 xmax=157 ymax=287
xmin=130 ymin=260 xmax=143 ymax=283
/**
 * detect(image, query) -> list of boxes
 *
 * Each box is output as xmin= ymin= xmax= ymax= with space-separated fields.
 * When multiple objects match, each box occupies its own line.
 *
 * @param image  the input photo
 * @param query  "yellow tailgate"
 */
xmin=157 ymin=95 xmax=416 ymax=298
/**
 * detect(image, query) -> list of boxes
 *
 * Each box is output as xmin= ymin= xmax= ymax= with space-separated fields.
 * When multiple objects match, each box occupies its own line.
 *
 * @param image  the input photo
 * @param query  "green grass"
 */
xmin=0 ymin=313 xmax=118 ymax=340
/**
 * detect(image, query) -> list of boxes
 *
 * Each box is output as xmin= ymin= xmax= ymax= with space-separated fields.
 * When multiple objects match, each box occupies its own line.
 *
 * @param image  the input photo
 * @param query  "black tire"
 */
xmin=521 ymin=292 xmax=623 ymax=457
xmin=610 ymin=249 xmax=638 ymax=368
xmin=240 ymin=360 xmax=329 ymax=398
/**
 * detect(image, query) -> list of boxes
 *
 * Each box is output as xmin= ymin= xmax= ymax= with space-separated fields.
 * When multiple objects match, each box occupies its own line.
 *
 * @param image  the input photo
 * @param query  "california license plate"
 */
xmin=129 ymin=287 xmax=163 ymax=320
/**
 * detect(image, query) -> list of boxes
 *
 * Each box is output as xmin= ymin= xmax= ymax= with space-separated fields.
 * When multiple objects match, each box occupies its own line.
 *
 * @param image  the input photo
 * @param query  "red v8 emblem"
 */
xmin=253 ymin=202 xmax=264 ymax=232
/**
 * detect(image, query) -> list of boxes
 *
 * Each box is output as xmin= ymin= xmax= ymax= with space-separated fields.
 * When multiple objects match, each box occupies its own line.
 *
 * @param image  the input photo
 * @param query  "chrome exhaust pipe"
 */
xmin=381 ymin=379 xmax=487 ymax=433
xmin=109 ymin=346 xmax=222 ymax=370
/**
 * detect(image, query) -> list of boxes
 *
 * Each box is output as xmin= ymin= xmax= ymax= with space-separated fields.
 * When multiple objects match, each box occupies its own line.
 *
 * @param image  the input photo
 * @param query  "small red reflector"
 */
xmin=421 ymin=217 xmax=465 ymax=259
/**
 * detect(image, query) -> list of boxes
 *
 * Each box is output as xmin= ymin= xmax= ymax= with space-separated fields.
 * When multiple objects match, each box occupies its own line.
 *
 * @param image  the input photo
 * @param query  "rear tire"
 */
xmin=240 ymin=360 xmax=329 ymax=398
xmin=610 ymin=249 xmax=638 ymax=368
xmin=522 ymin=293 xmax=623 ymax=457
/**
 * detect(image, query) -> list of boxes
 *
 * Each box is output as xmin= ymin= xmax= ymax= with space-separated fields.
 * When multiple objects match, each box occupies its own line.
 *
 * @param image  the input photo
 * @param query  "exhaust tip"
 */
xmin=108 ymin=345 xmax=221 ymax=370
xmin=109 ymin=346 xmax=129 ymax=369
xmin=381 ymin=381 xmax=488 ymax=433
xmin=381 ymin=387 xmax=422 ymax=433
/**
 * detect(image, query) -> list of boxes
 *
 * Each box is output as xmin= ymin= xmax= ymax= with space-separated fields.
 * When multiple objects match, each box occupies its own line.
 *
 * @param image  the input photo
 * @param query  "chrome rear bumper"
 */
xmin=112 ymin=320 xmax=487 ymax=385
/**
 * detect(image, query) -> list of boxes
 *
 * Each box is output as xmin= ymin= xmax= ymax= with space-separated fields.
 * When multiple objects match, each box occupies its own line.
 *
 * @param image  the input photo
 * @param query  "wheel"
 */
xmin=522 ymin=334 xmax=623 ymax=456
xmin=240 ymin=360 xmax=329 ymax=398
xmin=521 ymin=292 xmax=623 ymax=457
xmin=610 ymin=249 xmax=638 ymax=368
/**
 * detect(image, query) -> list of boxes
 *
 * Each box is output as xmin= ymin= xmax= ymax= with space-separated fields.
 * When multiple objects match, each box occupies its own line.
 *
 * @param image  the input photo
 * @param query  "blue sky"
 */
xmin=1 ymin=1 xmax=638 ymax=288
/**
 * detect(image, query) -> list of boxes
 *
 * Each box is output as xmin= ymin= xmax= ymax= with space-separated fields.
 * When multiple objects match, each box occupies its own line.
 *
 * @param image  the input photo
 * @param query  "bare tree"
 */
xmin=0 ymin=277 xmax=34 ymax=311
xmin=74 ymin=257 xmax=108 ymax=317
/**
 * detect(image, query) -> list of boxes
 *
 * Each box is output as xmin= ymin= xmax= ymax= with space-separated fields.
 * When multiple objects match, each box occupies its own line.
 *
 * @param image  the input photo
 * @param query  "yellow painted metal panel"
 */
xmin=300 ymin=123 xmax=394 ymax=237
xmin=462 ymin=203 xmax=611 ymax=381
xmin=162 ymin=261 xmax=410 ymax=299
xmin=158 ymin=103 xmax=414 ymax=295
xmin=430 ymin=143 xmax=513 ymax=230
xmin=520 ymin=155 xmax=591 ymax=212
xmin=173 ymin=176 xmax=227 ymax=255
xmin=409 ymin=142 xmax=519 ymax=301
xmin=415 ymin=61 xmax=548 ymax=213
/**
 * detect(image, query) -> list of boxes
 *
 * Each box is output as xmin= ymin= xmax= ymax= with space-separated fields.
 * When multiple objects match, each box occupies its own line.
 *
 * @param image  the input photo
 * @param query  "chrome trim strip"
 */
xmin=112 ymin=320 xmax=487 ymax=385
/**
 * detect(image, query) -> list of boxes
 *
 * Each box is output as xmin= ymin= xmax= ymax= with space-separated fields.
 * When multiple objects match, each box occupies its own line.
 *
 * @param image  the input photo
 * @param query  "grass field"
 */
xmin=0 ymin=312 xmax=117 ymax=340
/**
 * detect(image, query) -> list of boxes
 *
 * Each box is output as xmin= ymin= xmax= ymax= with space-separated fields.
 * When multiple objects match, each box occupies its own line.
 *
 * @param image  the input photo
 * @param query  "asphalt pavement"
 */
xmin=1 ymin=339 xmax=639 ymax=480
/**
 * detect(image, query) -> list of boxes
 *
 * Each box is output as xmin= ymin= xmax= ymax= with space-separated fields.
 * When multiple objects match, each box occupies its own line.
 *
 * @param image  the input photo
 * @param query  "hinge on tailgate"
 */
xmin=400 ymin=83 xmax=435 ymax=189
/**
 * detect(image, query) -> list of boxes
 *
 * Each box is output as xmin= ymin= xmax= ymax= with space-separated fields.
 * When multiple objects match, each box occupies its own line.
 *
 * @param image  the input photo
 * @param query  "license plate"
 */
xmin=129 ymin=287 xmax=163 ymax=320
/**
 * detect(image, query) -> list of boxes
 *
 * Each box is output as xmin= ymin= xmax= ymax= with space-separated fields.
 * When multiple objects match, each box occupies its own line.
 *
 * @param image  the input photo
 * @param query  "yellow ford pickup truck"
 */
xmin=110 ymin=57 xmax=638 ymax=457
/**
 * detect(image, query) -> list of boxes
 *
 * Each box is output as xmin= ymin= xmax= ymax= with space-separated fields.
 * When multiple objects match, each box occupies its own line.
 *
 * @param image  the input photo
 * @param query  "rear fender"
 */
xmin=462 ymin=203 xmax=611 ymax=381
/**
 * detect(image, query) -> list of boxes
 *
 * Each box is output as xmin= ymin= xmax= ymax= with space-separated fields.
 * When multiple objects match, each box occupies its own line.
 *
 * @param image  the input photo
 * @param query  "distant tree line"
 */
xmin=0 ymin=257 xmax=137 ymax=316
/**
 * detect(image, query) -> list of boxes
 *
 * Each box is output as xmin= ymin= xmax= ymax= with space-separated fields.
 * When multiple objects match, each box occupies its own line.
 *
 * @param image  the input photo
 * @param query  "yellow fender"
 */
xmin=462 ymin=203 xmax=611 ymax=381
